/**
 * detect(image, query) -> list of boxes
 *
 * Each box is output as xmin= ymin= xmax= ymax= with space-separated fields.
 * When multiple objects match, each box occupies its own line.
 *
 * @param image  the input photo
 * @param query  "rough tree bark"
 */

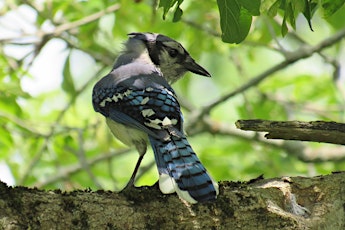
xmin=236 ymin=120 xmax=345 ymax=145
xmin=1 ymin=172 xmax=344 ymax=229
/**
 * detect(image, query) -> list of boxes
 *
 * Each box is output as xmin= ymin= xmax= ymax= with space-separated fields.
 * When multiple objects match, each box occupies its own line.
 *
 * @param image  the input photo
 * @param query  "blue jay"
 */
xmin=92 ymin=32 xmax=218 ymax=203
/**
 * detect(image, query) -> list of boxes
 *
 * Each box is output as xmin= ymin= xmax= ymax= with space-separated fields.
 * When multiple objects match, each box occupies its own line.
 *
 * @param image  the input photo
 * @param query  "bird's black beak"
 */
xmin=185 ymin=57 xmax=211 ymax=77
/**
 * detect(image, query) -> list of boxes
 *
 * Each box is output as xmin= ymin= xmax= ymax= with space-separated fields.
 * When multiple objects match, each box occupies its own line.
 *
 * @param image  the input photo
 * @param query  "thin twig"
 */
xmin=34 ymin=149 xmax=130 ymax=188
xmin=51 ymin=4 xmax=121 ymax=36
xmin=0 ymin=4 xmax=121 ymax=42
xmin=191 ymin=27 xmax=345 ymax=122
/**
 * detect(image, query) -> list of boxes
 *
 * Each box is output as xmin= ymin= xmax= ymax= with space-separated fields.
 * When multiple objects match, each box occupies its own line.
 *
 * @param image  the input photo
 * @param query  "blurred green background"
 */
xmin=1 ymin=0 xmax=345 ymax=192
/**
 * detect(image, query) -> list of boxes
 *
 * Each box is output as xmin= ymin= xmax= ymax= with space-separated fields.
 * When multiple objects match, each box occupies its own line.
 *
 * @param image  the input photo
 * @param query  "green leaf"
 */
xmin=159 ymin=0 xmax=172 ymax=19
xmin=321 ymin=0 xmax=345 ymax=17
xmin=172 ymin=0 xmax=183 ymax=22
xmin=266 ymin=0 xmax=281 ymax=17
xmin=281 ymin=11 xmax=289 ymax=36
xmin=173 ymin=7 xmax=183 ymax=22
xmin=263 ymin=0 xmax=316 ymax=35
xmin=279 ymin=0 xmax=297 ymax=35
xmin=325 ymin=4 xmax=345 ymax=29
xmin=217 ymin=0 xmax=253 ymax=43
xmin=302 ymin=0 xmax=317 ymax=31
xmin=291 ymin=0 xmax=306 ymax=12
xmin=286 ymin=2 xmax=296 ymax=29
xmin=239 ymin=0 xmax=261 ymax=16
xmin=62 ymin=52 xmax=76 ymax=95
xmin=159 ymin=0 xmax=183 ymax=20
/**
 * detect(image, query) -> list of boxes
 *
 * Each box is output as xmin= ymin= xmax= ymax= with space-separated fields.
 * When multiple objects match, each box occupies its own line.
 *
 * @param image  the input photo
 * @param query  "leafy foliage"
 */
xmin=162 ymin=0 xmax=344 ymax=42
xmin=217 ymin=0 xmax=260 ymax=43
xmin=159 ymin=0 xmax=184 ymax=21
xmin=0 ymin=0 xmax=345 ymax=193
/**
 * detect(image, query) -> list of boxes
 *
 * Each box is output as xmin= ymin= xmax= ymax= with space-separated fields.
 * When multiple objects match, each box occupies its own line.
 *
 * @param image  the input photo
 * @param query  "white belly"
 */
xmin=106 ymin=118 xmax=147 ymax=147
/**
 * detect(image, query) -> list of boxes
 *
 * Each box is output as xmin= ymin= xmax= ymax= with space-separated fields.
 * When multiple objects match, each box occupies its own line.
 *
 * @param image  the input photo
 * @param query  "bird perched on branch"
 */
xmin=92 ymin=32 xmax=218 ymax=203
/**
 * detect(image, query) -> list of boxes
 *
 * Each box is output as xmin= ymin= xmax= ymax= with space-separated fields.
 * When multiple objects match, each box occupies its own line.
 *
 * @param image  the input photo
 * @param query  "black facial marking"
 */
xmin=146 ymin=41 xmax=160 ymax=65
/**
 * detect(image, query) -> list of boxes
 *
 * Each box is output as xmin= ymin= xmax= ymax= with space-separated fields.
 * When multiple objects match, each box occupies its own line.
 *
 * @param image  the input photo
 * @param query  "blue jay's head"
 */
xmin=126 ymin=32 xmax=211 ymax=83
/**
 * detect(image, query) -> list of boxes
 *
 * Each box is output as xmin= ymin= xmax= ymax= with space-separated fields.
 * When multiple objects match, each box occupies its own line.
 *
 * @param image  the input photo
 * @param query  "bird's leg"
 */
xmin=123 ymin=140 xmax=147 ymax=190
xmin=123 ymin=154 xmax=145 ymax=189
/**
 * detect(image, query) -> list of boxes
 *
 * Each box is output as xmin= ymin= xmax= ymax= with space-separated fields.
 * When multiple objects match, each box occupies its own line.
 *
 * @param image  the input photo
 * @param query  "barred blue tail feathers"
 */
xmin=149 ymin=135 xmax=219 ymax=203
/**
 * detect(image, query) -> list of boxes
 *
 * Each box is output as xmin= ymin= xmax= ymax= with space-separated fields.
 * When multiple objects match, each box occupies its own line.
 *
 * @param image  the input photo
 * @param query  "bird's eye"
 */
xmin=168 ymin=48 xmax=178 ymax=58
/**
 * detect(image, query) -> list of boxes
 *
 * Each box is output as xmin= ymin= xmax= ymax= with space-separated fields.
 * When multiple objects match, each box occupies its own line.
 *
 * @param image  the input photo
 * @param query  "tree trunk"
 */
xmin=1 ymin=172 xmax=344 ymax=229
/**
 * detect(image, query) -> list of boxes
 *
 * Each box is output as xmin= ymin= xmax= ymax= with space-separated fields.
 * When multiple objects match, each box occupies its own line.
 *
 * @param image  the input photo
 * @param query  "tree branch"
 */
xmin=1 ymin=172 xmax=344 ymax=229
xmin=186 ymin=116 xmax=345 ymax=162
xmin=236 ymin=119 xmax=345 ymax=145
xmin=235 ymin=119 xmax=345 ymax=162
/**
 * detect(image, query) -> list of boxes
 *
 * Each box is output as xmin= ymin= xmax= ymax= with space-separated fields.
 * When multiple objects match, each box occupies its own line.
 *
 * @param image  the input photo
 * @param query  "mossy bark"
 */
xmin=1 ymin=172 xmax=344 ymax=229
